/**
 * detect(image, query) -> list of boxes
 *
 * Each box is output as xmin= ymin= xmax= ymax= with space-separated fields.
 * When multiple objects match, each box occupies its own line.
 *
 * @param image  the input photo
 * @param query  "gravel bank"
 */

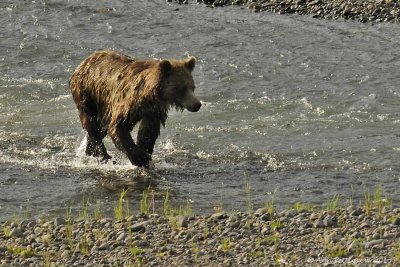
xmin=172 ymin=0 xmax=400 ymax=23
xmin=1 ymin=206 xmax=400 ymax=266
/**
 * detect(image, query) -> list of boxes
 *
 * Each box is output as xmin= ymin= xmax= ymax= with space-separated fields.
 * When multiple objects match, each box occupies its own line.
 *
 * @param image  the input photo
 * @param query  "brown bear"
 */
xmin=69 ymin=50 xmax=201 ymax=168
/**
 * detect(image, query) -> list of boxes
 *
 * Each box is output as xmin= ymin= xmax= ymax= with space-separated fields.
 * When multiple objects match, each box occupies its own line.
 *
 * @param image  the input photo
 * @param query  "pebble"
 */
xmin=10 ymin=228 xmax=23 ymax=238
xmin=1 ymin=203 xmax=400 ymax=266
xmin=130 ymin=221 xmax=148 ymax=232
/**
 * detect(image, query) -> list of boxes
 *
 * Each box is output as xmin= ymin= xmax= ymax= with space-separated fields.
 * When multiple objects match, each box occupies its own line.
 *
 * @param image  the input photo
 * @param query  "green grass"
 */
xmin=114 ymin=189 xmax=128 ymax=220
xmin=292 ymin=202 xmax=315 ymax=213
xmin=220 ymin=237 xmax=233 ymax=254
xmin=364 ymin=185 xmax=392 ymax=216
xmin=325 ymin=194 xmax=341 ymax=213
xmin=7 ymin=245 xmax=35 ymax=257
xmin=265 ymin=190 xmax=277 ymax=216
xmin=243 ymin=173 xmax=253 ymax=214
xmin=65 ymin=208 xmax=74 ymax=250
xmin=140 ymin=186 xmax=154 ymax=215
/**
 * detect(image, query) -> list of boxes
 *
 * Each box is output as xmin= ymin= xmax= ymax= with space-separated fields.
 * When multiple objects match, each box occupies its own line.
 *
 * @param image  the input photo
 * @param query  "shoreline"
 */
xmin=191 ymin=0 xmax=400 ymax=23
xmin=1 ymin=202 xmax=400 ymax=266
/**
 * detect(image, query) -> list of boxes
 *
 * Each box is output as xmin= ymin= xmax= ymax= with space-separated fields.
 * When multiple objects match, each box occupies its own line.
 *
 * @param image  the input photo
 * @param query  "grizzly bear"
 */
xmin=69 ymin=50 xmax=201 ymax=168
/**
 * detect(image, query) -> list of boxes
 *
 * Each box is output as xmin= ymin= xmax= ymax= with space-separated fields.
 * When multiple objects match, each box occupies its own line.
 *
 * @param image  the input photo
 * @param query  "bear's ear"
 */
xmin=185 ymin=56 xmax=196 ymax=72
xmin=159 ymin=60 xmax=172 ymax=74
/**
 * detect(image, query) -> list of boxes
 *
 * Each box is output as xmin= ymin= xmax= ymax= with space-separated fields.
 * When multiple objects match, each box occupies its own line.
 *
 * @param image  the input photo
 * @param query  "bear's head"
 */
xmin=159 ymin=57 xmax=201 ymax=112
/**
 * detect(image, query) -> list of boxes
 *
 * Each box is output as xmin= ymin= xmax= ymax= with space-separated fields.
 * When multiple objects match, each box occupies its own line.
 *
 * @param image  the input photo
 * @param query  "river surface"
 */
xmin=1 ymin=0 xmax=400 ymax=219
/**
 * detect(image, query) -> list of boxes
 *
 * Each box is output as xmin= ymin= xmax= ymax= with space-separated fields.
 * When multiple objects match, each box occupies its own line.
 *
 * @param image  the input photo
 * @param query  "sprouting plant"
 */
xmin=220 ymin=237 xmax=233 ymax=254
xmin=243 ymin=173 xmax=253 ymax=213
xmin=79 ymin=198 xmax=89 ymax=221
xmin=192 ymin=241 xmax=200 ymax=262
xmin=114 ymin=189 xmax=128 ymax=220
xmin=270 ymin=219 xmax=284 ymax=232
xmin=130 ymin=245 xmax=145 ymax=267
xmin=364 ymin=190 xmax=372 ymax=215
xmin=351 ymin=238 xmax=366 ymax=256
xmin=78 ymin=236 xmax=90 ymax=255
xmin=292 ymin=202 xmax=314 ymax=213
xmin=65 ymin=208 xmax=74 ymax=249
xmin=7 ymin=246 xmax=35 ymax=257
xmin=324 ymin=243 xmax=348 ymax=258
xmin=325 ymin=194 xmax=340 ymax=213
xmin=373 ymin=185 xmax=392 ymax=217
xmin=2 ymin=223 xmax=11 ymax=238
xmin=265 ymin=189 xmax=277 ymax=216
xmin=392 ymin=241 xmax=400 ymax=265
xmin=140 ymin=186 xmax=152 ymax=215
xmin=163 ymin=191 xmax=171 ymax=217
xmin=94 ymin=200 xmax=102 ymax=220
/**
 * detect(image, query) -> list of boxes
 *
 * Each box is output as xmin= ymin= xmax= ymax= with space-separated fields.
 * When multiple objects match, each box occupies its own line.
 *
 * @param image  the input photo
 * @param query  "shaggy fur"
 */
xmin=70 ymin=50 xmax=201 ymax=167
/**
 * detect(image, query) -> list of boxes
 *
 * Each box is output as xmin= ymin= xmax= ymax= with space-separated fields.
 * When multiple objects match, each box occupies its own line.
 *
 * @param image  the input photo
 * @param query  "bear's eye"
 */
xmin=175 ymin=87 xmax=186 ymax=98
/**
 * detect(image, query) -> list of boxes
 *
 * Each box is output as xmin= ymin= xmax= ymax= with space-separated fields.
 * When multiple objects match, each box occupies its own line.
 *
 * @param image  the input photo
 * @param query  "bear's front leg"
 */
xmin=109 ymin=122 xmax=151 ymax=168
xmin=137 ymin=116 xmax=161 ymax=155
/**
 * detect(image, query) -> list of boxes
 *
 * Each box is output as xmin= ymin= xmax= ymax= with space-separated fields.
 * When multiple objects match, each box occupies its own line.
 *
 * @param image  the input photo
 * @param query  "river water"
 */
xmin=1 ymin=0 xmax=400 ymax=219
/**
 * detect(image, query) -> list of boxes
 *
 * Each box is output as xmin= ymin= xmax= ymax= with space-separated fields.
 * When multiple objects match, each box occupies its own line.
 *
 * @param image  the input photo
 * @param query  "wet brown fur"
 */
xmin=69 ymin=50 xmax=198 ymax=167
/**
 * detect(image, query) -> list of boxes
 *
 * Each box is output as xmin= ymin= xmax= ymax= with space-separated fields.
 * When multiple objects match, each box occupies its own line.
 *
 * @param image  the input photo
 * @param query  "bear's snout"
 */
xmin=187 ymin=101 xmax=201 ymax=112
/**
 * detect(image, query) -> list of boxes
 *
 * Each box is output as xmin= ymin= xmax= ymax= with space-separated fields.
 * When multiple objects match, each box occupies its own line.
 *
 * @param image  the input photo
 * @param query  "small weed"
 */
xmin=220 ymin=237 xmax=233 ymax=254
xmin=270 ymin=219 xmax=284 ymax=232
xmin=264 ymin=233 xmax=280 ymax=251
xmin=293 ymin=202 xmax=314 ymax=213
xmin=351 ymin=238 xmax=365 ymax=256
xmin=325 ymin=243 xmax=348 ymax=258
xmin=392 ymin=241 xmax=400 ymax=265
xmin=78 ymin=236 xmax=90 ymax=255
xmin=94 ymin=200 xmax=102 ymax=220
xmin=140 ymin=186 xmax=153 ymax=215
xmin=79 ymin=198 xmax=89 ymax=221
xmin=65 ymin=208 xmax=74 ymax=249
xmin=2 ymin=224 xmax=11 ymax=237
xmin=163 ymin=191 xmax=171 ymax=217
xmin=114 ymin=189 xmax=128 ymax=220
xmin=130 ymin=245 xmax=145 ymax=266
xmin=243 ymin=173 xmax=253 ymax=213
xmin=7 ymin=246 xmax=35 ymax=257
xmin=265 ymin=190 xmax=277 ymax=216
xmin=325 ymin=194 xmax=340 ymax=213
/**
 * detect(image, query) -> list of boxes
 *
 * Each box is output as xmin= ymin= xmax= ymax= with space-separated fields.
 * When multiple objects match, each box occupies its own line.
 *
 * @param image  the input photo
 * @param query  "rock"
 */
xmin=98 ymin=242 xmax=111 ymax=250
xmin=130 ymin=221 xmax=148 ymax=232
xmin=61 ymin=250 xmax=70 ymax=259
xmin=260 ymin=213 xmax=271 ymax=222
xmin=176 ymin=215 xmax=189 ymax=228
xmin=254 ymin=208 xmax=268 ymax=217
xmin=392 ymin=217 xmax=400 ymax=225
xmin=54 ymin=217 xmax=66 ymax=227
xmin=116 ymin=233 xmax=127 ymax=242
xmin=323 ymin=215 xmax=334 ymax=227
xmin=211 ymin=212 xmax=227 ymax=220
xmin=313 ymin=219 xmax=324 ymax=228
xmin=10 ymin=227 xmax=24 ymax=238
xmin=365 ymin=239 xmax=383 ymax=249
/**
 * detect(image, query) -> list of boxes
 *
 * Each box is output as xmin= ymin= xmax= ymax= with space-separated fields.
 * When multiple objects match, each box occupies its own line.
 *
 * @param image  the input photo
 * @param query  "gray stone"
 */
xmin=254 ymin=208 xmax=268 ymax=217
xmin=130 ymin=221 xmax=148 ymax=232
xmin=54 ymin=217 xmax=66 ymax=227
xmin=98 ymin=242 xmax=111 ymax=250
xmin=323 ymin=215 xmax=334 ymax=227
xmin=116 ymin=233 xmax=127 ymax=242
xmin=10 ymin=227 xmax=23 ymax=238
xmin=61 ymin=250 xmax=70 ymax=259
xmin=176 ymin=215 xmax=189 ymax=228
xmin=365 ymin=239 xmax=383 ymax=249
xmin=392 ymin=217 xmax=400 ymax=225
xmin=211 ymin=212 xmax=227 ymax=220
